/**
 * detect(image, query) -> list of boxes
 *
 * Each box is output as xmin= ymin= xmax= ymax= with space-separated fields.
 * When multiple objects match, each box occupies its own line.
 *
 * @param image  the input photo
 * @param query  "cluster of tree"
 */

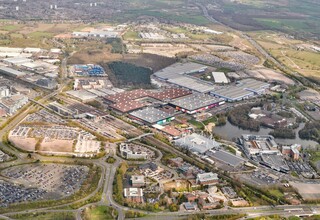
xmin=299 ymin=121 xmax=320 ymax=143
xmin=106 ymin=61 xmax=153 ymax=88
xmin=203 ymin=114 xmax=226 ymax=126
xmin=86 ymin=100 xmax=103 ymax=110
xmin=106 ymin=38 xmax=126 ymax=54
xmin=113 ymin=162 xmax=128 ymax=205
xmin=125 ymin=210 xmax=146 ymax=218
xmin=276 ymin=111 xmax=294 ymax=118
xmin=269 ymin=128 xmax=296 ymax=139
xmin=106 ymin=156 xmax=116 ymax=164
xmin=227 ymin=104 xmax=261 ymax=131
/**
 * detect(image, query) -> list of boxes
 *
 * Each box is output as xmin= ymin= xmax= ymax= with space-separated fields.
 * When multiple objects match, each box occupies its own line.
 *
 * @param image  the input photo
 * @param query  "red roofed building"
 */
xmin=104 ymin=88 xmax=191 ymax=114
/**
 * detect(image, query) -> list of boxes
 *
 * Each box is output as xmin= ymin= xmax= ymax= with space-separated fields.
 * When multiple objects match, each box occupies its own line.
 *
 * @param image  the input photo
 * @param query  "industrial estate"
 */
xmin=0 ymin=0 xmax=319 ymax=220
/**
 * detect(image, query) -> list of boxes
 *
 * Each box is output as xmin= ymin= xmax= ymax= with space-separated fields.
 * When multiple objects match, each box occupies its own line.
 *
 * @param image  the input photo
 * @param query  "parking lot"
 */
xmin=0 ymin=180 xmax=47 ymax=208
xmin=11 ymin=126 xmax=31 ymax=138
xmin=25 ymin=109 xmax=66 ymax=124
xmin=150 ymin=170 xmax=174 ymax=182
xmin=2 ymin=164 xmax=89 ymax=197
xmin=9 ymin=123 xmax=101 ymax=154
xmin=0 ymin=150 xmax=11 ymax=163
xmin=78 ymin=117 xmax=124 ymax=140
xmin=29 ymin=126 xmax=79 ymax=140
xmin=240 ymin=170 xmax=281 ymax=186
xmin=75 ymin=132 xmax=101 ymax=153
xmin=221 ymin=186 xmax=237 ymax=199
xmin=287 ymin=160 xmax=318 ymax=178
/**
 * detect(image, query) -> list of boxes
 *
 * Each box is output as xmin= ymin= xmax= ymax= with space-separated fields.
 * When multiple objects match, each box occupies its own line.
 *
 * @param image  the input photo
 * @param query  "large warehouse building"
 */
xmin=175 ymin=133 xmax=221 ymax=154
xmin=129 ymin=107 xmax=175 ymax=125
xmin=153 ymin=62 xmax=215 ymax=93
xmin=0 ymin=66 xmax=26 ymax=78
xmin=154 ymin=62 xmax=207 ymax=80
xmin=104 ymin=88 xmax=191 ymax=114
xmin=210 ymin=78 xmax=269 ymax=102
xmin=169 ymin=93 xmax=224 ymax=114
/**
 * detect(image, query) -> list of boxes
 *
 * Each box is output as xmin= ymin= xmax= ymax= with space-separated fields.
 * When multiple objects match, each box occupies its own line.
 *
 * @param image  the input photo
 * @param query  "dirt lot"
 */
xmin=40 ymin=140 xmax=74 ymax=153
xmin=128 ymin=43 xmax=196 ymax=58
xmin=9 ymin=137 xmax=37 ymax=151
xmin=163 ymin=179 xmax=190 ymax=192
xmin=247 ymin=68 xmax=295 ymax=85
xmin=69 ymin=48 xmax=176 ymax=73
xmin=290 ymin=182 xmax=320 ymax=201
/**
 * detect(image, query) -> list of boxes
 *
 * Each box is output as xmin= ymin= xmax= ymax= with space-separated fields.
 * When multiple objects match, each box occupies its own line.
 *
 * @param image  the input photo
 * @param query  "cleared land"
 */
xmin=250 ymin=32 xmax=320 ymax=82
xmin=163 ymin=179 xmax=190 ymax=192
xmin=290 ymin=182 xmax=320 ymax=201
xmin=208 ymin=0 xmax=320 ymax=39
xmin=0 ymin=22 xmax=86 ymax=48
xmin=83 ymin=205 xmax=118 ymax=220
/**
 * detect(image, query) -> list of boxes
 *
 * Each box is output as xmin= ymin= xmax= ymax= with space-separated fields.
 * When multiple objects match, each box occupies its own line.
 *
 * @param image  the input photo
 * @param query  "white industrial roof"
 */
xmin=168 ymin=76 xmax=214 ymax=93
xmin=66 ymin=90 xmax=97 ymax=102
xmin=2 ymin=57 xmax=32 ymax=65
xmin=212 ymin=72 xmax=229 ymax=84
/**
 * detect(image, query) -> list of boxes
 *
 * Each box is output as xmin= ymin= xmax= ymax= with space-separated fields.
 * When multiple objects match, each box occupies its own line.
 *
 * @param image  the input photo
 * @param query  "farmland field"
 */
xmin=249 ymin=32 xmax=320 ymax=82
xmin=205 ymin=0 xmax=320 ymax=39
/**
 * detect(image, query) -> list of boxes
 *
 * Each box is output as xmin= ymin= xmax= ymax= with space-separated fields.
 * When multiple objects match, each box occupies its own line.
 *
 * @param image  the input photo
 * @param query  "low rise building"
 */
xmin=174 ymin=133 xmax=221 ymax=154
xmin=196 ymin=172 xmax=219 ymax=186
xmin=282 ymin=144 xmax=301 ymax=160
xmin=36 ymin=78 xmax=57 ymax=89
xmin=210 ymin=78 xmax=269 ymax=102
xmin=119 ymin=144 xmax=148 ymax=160
xmin=183 ymin=202 xmax=197 ymax=211
xmin=169 ymin=94 xmax=224 ymax=115
xmin=131 ymin=175 xmax=145 ymax=187
xmin=212 ymin=72 xmax=229 ymax=84
xmin=240 ymin=134 xmax=278 ymax=156
xmin=0 ymin=86 xmax=10 ymax=98
xmin=124 ymin=188 xmax=144 ymax=203
xmin=0 ymin=94 xmax=28 ymax=115
xmin=129 ymin=107 xmax=175 ymax=125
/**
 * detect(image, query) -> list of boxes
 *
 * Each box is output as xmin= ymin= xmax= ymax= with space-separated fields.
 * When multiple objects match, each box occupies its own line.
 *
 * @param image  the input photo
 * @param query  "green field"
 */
xmin=11 ymin=212 xmax=75 ymax=220
xmin=83 ymin=206 xmax=118 ymax=220
xmin=106 ymin=61 xmax=153 ymax=88
xmin=123 ymin=30 xmax=140 ymax=40
xmin=0 ymin=24 xmax=22 ymax=31
xmin=210 ymin=0 xmax=320 ymax=38
xmin=113 ymin=0 xmax=210 ymax=25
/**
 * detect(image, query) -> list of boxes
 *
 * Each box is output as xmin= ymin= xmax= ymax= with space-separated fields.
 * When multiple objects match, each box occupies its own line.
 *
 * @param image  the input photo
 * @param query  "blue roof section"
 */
xmin=73 ymin=64 xmax=106 ymax=76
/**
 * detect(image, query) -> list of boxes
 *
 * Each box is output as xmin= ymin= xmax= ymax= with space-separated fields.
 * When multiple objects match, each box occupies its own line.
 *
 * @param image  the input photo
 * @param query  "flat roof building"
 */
xmin=129 ymin=107 xmax=175 ymax=125
xmin=196 ymin=172 xmax=219 ymax=185
xmin=119 ymin=143 xmax=148 ymax=160
xmin=240 ymin=134 xmax=278 ymax=156
xmin=206 ymin=149 xmax=245 ymax=168
xmin=175 ymin=133 xmax=221 ymax=154
xmin=169 ymin=93 xmax=224 ymax=114
xmin=124 ymin=188 xmax=144 ymax=203
xmin=167 ymin=76 xmax=215 ymax=93
xmin=154 ymin=62 xmax=207 ymax=80
xmin=212 ymin=72 xmax=229 ymax=84
xmin=0 ymin=66 xmax=26 ymax=78
xmin=131 ymin=175 xmax=145 ymax=187
xmin=104 ymin=88 xmax=191 ymax=114
xmin=211 ymin=78 xmax=269 ymax=102
xmin=66 ymin=90 xmax=97 ymax=102
xmin=153 ymin=62 xmax=216 ymax=93
xmin=2 ymin=57 xmax=32 ymax=66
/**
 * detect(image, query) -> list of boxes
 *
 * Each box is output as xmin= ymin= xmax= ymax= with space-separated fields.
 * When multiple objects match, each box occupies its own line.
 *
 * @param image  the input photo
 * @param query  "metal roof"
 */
xmin=129 ymin=107 xmax=174 ymax=124
xmin=169 ymin=93 xmax=221 ymax=111
xmin=154 ymin=62 xmax=207 ymax=80
xmin=168 ymin=76 xmax=214 ymax=93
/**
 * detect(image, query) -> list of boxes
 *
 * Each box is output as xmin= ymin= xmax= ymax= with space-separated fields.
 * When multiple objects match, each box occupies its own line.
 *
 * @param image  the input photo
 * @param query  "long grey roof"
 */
xmin=129 ymin=107 xmax=174 ymax=124
xmin=169 ymin=93 xmax=221 ymax=111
